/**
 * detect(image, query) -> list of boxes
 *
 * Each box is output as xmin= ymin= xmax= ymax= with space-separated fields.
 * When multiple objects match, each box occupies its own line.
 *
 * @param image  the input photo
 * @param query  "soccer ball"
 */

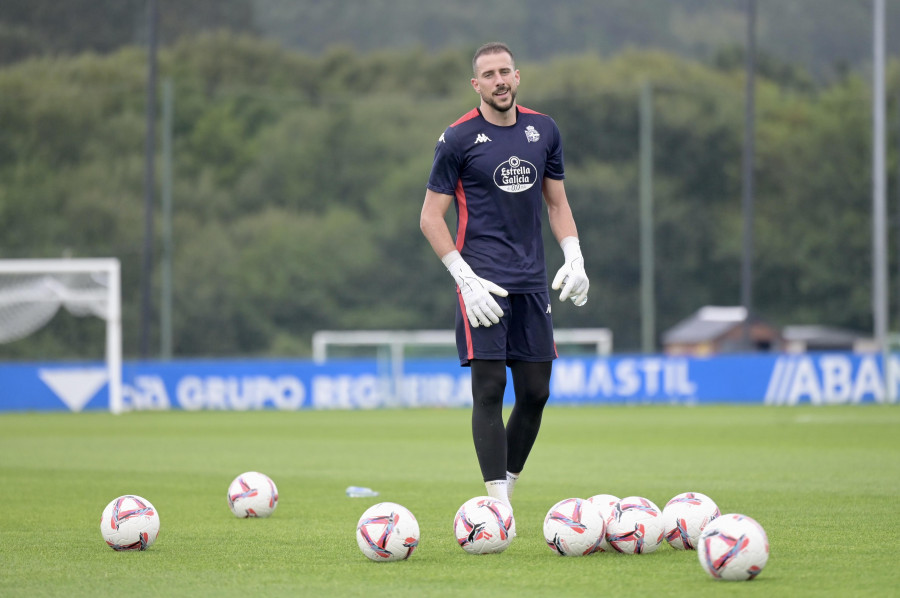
xmin=543 ymin=498 xmax=606 ymax=556
xmin=453 ymin=496 xmax=515 ymax=555
xmin=355 ymin=502 xmax=420 ymax=562
xmin=99 ymin=495 xmax=160 ymax=551
xmin=586 ymin=494 xmax=619 ymax=553
xmin=227 ymin=471 xmax=278 ymax=518
xmin=662 ymin=491 xmax=721 ymax=550
xmin=697 ymin=513 xmax=769 ymax=581
xmin=605 ymin=496 xmax=664 ymax=554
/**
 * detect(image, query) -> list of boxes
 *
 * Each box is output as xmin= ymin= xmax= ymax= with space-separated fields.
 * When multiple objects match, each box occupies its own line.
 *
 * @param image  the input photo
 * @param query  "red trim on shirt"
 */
xmin=450 ymin=112 xmax=474 ymax=360
xmin=454 ymin=179 xmax=468 ymax=252
xmin=451 ymin=108 xmax=481 ymax=127
xmin=454 ymin=106 xmax=545 ymax=124
xmin=517 ymin=105 xmax=545 ymax=116
xmin=457 ymin=288 xmax=474 ymax=360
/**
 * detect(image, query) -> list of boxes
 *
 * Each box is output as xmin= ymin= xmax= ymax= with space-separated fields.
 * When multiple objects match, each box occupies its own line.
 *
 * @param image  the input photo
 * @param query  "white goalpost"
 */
xmin=312 ymin=328 xmax=613 ymax=364
xmin=0 ymin=258 xmax=122 ymax=413
xmin=312 ymin=328 xmax=613 ymax=403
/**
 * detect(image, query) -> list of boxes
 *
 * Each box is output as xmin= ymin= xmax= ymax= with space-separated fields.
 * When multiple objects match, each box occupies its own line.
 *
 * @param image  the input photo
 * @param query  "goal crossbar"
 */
xmin=312 ymin=328 xmax=612 ymax=402
xmin=312 ymin=328 xmax=613 ymax=363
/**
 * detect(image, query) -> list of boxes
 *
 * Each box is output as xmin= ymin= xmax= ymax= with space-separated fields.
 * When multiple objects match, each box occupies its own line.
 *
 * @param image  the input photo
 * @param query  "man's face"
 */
xmin=471 ymin=52 xmax=519 ymax=113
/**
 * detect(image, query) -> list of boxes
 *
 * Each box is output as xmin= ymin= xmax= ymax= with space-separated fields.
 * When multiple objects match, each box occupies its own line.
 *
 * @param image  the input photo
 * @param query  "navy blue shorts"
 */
xmin=455 ymin=290 xmax=558 ymax=366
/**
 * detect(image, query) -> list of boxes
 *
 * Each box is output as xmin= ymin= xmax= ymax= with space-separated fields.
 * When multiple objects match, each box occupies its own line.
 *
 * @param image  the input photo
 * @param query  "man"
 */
xmin=420 ymin=42 xmax=589 ymax=509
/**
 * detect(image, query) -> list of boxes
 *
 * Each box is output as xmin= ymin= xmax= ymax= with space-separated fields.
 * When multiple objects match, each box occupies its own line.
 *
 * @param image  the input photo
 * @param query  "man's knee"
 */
xmin=472 ymin=360 xmax=507 ymax=404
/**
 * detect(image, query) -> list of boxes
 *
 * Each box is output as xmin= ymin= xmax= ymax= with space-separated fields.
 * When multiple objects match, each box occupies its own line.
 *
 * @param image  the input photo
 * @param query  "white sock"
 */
xmin=506 ymin=471 xmax=520 ymax=499
xmin=485 ymin=479 xmax=511 ymax=509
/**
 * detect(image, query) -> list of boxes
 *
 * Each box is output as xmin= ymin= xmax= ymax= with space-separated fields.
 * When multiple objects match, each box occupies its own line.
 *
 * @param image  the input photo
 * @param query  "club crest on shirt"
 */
xmin=493 ymin=156 xmax=537 ymax=193
xmin=524 ymin=125 xmax=540 ymax=143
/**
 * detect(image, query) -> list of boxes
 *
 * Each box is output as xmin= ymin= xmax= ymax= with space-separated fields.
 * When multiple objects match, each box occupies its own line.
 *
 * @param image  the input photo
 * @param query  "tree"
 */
xmin=1 ymin=35 xmax=896 ymax=357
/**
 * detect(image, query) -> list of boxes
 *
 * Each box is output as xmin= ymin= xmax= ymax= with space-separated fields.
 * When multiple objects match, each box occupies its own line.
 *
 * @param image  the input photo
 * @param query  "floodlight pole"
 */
xmin=639 ymin=81 xmax=655 ymax=353
xmin=872 ymin=0 xmax=890 ymax=398
xmin=161 ymin=78 xmax=174 ymax=359
xmin=740 ymin=0 xmax=757 ymax=350
xmin=140 ymin=0 xmax=159 ymax=358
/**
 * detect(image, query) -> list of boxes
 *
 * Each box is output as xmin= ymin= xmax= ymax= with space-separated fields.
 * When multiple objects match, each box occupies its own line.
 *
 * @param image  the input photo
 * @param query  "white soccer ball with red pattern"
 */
xmin=543 ymin=497 xmax=606 ymax=556
xmin=586 ymin=494 xmax=619 ymax=553
xmin=697 ymin=513 xmax=769 ymax=581
xmin=662 ymin=491 xmax=721 ymax=550
xmin=453 ymin=496 xmax=515 ymax=555
xmin=356 ymin=502 xmax=420 ymax=562
xmin=227 ymin=471 xmax=278 ymax=518
xmin=100 ymin=495 xmax=160 ymax=551
xmin=605 ymin=496 xmax=665 ymax=554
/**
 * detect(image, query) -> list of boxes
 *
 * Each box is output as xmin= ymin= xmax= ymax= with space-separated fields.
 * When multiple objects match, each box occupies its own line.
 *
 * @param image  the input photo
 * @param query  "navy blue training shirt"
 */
xmin=426 ymin=106 xmax=565 ymax=293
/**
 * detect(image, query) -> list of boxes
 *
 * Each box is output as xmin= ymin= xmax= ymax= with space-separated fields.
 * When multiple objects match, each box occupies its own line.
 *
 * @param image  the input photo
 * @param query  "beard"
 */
xmin=482 ymin=86 xmax=517 ymax=112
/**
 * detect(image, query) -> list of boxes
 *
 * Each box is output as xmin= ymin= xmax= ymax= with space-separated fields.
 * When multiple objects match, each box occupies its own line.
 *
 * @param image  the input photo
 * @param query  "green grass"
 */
xmin=1 ymin=405 xmax=898 ymax=597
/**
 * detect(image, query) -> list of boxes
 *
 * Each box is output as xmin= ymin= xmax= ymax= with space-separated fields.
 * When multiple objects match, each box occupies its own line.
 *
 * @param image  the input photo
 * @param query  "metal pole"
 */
xmin=140 ymin=0 xmax=158 ymax=358
xmin=741 ymin=0 xmax=757 ymax=350
xmin=873 ymin=0 xmax=887 ymax=347
xmin=639 ymin=81 xmax=655 ymax=353
xmin=872 ymin=0 xmax=889 ymax=397
xmin=161 ymin=78 xmax=173 ymax=359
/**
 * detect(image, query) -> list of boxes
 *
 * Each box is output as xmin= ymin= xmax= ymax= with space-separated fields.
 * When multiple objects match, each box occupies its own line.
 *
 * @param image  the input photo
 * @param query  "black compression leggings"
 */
xmin=470 ymin=359 xmax=552 ymax=482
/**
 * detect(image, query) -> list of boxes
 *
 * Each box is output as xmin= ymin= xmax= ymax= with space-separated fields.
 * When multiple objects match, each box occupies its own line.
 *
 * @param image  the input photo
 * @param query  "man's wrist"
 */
xmin=441 ymin=249 xmax=463 ymax=270
xmin=560 ymin=236 xmax=582 ymax=263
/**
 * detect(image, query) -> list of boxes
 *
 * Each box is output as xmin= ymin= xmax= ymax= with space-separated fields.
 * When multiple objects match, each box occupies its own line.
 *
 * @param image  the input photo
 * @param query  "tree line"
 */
xmin=0 ymin=33 xmax=897 ymax=359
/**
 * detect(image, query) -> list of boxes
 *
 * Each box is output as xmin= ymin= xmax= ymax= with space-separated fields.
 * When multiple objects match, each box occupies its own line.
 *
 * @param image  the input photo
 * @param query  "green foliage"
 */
xmin=0 ymin=33 xmax=897 ymax=357
xmin=754 ymin=75 xmax=875 ymax=331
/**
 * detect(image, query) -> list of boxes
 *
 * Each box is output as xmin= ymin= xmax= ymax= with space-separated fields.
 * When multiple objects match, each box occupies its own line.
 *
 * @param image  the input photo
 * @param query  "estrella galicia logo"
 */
xmin=493 ymin=156 xmax=537 ymax=192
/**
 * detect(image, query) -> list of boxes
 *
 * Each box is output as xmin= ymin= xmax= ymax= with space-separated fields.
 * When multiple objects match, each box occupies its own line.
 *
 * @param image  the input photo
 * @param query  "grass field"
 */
xmin=1 ymin=405 xmax=898 ymax=597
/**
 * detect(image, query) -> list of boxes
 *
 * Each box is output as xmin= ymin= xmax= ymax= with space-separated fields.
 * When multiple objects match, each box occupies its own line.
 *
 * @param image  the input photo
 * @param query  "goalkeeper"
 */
xmin=419 ymin=42 xmax=590 ymax=510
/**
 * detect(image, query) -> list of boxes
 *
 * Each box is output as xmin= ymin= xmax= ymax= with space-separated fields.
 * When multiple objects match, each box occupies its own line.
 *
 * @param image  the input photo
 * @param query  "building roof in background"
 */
xmin=782 ymin=325 xmax=864 ymax=345
xmin=662 ymin=306 xmax=749 ymax=344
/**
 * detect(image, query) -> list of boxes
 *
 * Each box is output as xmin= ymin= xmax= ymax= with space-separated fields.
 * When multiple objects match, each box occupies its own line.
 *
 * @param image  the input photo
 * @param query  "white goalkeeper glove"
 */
xmin=551 ymin=236 xmax=589 ymax=306
xmin=443 ymin=251 xmax=508 ymax=328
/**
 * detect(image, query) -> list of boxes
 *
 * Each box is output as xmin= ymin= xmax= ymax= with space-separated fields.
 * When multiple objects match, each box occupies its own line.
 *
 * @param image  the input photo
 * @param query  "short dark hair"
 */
xmin=472 ymin=42 xmax=514 ymax=75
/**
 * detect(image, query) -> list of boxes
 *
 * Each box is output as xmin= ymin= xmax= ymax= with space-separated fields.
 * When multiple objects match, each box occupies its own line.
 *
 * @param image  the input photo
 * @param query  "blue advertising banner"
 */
xmin=1 ymin=353 xmax=897 ymax=413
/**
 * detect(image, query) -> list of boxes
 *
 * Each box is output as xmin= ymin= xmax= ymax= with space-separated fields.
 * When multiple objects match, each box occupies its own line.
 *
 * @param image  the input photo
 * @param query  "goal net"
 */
xmin=0 ymin=259 xmax=122 ymax=413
